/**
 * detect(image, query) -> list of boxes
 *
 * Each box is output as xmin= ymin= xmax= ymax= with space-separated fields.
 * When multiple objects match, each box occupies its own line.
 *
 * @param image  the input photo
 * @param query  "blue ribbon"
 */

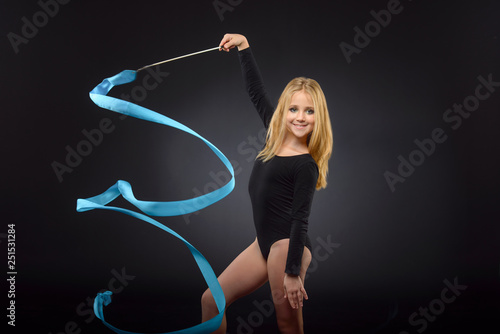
xmin=77 ymin=70 xmax=231 ymax=333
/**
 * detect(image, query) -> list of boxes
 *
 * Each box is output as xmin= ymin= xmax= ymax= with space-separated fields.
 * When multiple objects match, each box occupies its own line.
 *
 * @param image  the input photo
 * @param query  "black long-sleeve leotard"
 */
xmin=238 ymin=47 xmax=319 ymax=276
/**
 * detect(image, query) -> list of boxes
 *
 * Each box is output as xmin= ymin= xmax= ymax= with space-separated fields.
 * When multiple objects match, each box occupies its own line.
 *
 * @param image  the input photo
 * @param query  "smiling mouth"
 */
xmin=293 ymin=124 xmax=308 ymax=129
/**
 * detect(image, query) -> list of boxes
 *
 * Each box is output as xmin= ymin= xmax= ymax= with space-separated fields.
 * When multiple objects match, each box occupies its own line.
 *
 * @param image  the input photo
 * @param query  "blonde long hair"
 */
xmin=256 ymin=77 xmax=333 ymax=190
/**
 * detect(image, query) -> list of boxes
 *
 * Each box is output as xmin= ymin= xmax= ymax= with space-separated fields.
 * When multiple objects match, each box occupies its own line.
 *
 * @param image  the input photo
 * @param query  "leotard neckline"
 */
xmin=275 ymin=153 xmax=311 ymax=158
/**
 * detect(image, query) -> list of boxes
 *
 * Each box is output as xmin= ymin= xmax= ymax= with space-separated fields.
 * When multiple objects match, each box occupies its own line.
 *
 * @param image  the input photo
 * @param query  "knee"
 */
xmin=201 ymin=288 xmax=217 ymax=311
xmin=271 ymin=289 xmax=287 ymax=307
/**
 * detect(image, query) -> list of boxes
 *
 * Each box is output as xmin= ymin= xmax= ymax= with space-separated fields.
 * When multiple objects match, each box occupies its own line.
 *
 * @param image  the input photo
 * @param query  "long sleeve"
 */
xmin=238 ymin=47 xmax=275 ymax=128
xmin=285 ymin=161 xmax=319 ymax=276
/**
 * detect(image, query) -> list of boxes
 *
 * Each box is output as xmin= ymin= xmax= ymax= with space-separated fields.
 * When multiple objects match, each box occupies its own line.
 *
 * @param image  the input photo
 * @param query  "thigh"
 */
xmin=217 ymin=238 xmax=269 ymax=306
xmin=267 ymin=239 xmax=312 ymax=321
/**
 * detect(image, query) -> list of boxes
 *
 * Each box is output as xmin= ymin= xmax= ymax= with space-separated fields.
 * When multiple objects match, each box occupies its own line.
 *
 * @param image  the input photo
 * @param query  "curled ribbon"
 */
xmin=77 ymin=68 xmax=231 ymax=333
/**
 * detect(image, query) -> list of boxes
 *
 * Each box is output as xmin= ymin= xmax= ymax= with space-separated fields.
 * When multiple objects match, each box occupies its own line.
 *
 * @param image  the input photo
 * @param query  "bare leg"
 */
xmin=267 ymin=239 xmax=312 ymax=334
xmin=201 ymin=238 xmax=268 ymax=333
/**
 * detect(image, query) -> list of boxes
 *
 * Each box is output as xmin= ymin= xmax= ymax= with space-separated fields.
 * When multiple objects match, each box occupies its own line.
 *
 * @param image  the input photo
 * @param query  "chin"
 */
xmin=288 ymin=126 xmax=312 ymax=138
xmin=291 ymin=132 xmax=312 ymax=141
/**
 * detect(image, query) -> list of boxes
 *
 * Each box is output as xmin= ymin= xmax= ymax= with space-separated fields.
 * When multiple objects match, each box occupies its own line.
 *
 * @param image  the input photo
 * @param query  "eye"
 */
xmin=289 ymin=107 xmax=298 ymax=113
xmin=306 ymin=109 xmax=315 ymax=115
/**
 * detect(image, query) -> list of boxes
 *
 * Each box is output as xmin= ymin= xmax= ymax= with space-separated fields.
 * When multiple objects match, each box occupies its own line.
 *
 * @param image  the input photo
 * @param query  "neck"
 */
xmin=278 ymin=132 xmax=309 ymax=155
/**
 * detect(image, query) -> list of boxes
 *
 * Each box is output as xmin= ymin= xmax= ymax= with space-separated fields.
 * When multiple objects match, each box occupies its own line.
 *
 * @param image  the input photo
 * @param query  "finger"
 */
xmin=301 ymin=287 xmax=309 ymax=301
xmin=219 ymin=34 xmax=232 ymax=50
xmin=222 ymin=37 xmax=237 ymax=51
xmin=218 ymin=38 xmax=226 ymax=49
xmin=223 ymin=43 xmax=235 ymax=52
xmin=288 ymin=293 xmax=297 ymax=309
xmin=291 ymin=292 xmax=300 ymax=309
xmin=297 ymin=290 xmax=303 ymax=308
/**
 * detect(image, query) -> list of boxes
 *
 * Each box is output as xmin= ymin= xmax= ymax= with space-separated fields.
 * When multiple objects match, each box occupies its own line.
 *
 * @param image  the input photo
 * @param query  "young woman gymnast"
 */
xmin=201 ymin=33 xmax=333 ymax=333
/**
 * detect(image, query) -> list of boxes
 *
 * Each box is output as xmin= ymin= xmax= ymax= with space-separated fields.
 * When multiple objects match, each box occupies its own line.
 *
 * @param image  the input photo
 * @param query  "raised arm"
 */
xmin=219 ymin=33 xmax=274 ymax=127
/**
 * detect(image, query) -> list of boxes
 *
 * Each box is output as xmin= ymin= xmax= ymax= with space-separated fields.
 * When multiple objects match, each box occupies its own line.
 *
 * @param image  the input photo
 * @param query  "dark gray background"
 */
xmin=2 ymin=0 xmax=499 ymax=333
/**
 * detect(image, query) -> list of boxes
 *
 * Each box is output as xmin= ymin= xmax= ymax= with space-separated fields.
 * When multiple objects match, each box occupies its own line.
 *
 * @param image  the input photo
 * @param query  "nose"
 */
xmin=296 ymin=111 xmax=306 ymax=121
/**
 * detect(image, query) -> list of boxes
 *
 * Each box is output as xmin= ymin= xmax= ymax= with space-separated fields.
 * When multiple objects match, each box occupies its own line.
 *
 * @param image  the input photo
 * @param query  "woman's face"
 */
xmin=286 ymin=90 xmax=315 ymax=140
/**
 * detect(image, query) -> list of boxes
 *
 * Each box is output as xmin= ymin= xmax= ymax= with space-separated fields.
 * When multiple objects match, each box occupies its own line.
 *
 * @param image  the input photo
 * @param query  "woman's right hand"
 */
xmin=219 ymin=33 xmax=249 ymax=52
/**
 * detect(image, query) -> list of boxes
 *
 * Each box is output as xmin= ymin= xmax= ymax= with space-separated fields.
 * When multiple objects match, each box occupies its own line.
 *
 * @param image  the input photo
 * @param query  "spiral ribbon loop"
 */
xmin=77 ymin=69 xmax=231 ymax=333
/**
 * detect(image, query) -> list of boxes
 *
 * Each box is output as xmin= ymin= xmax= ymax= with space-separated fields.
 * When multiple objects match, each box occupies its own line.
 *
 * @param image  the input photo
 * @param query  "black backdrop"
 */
xmin=2 ymin=0 xmax=500 ymax=333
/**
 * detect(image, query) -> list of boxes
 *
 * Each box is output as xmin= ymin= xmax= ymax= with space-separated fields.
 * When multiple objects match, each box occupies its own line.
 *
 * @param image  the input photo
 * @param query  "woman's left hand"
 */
xmin=283 ymin=274 xmax=308 ymax=309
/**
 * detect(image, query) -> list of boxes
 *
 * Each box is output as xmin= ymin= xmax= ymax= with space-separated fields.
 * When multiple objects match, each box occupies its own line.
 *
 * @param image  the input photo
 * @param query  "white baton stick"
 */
xmin=137 ymin=46 xmax=221 ymax=72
